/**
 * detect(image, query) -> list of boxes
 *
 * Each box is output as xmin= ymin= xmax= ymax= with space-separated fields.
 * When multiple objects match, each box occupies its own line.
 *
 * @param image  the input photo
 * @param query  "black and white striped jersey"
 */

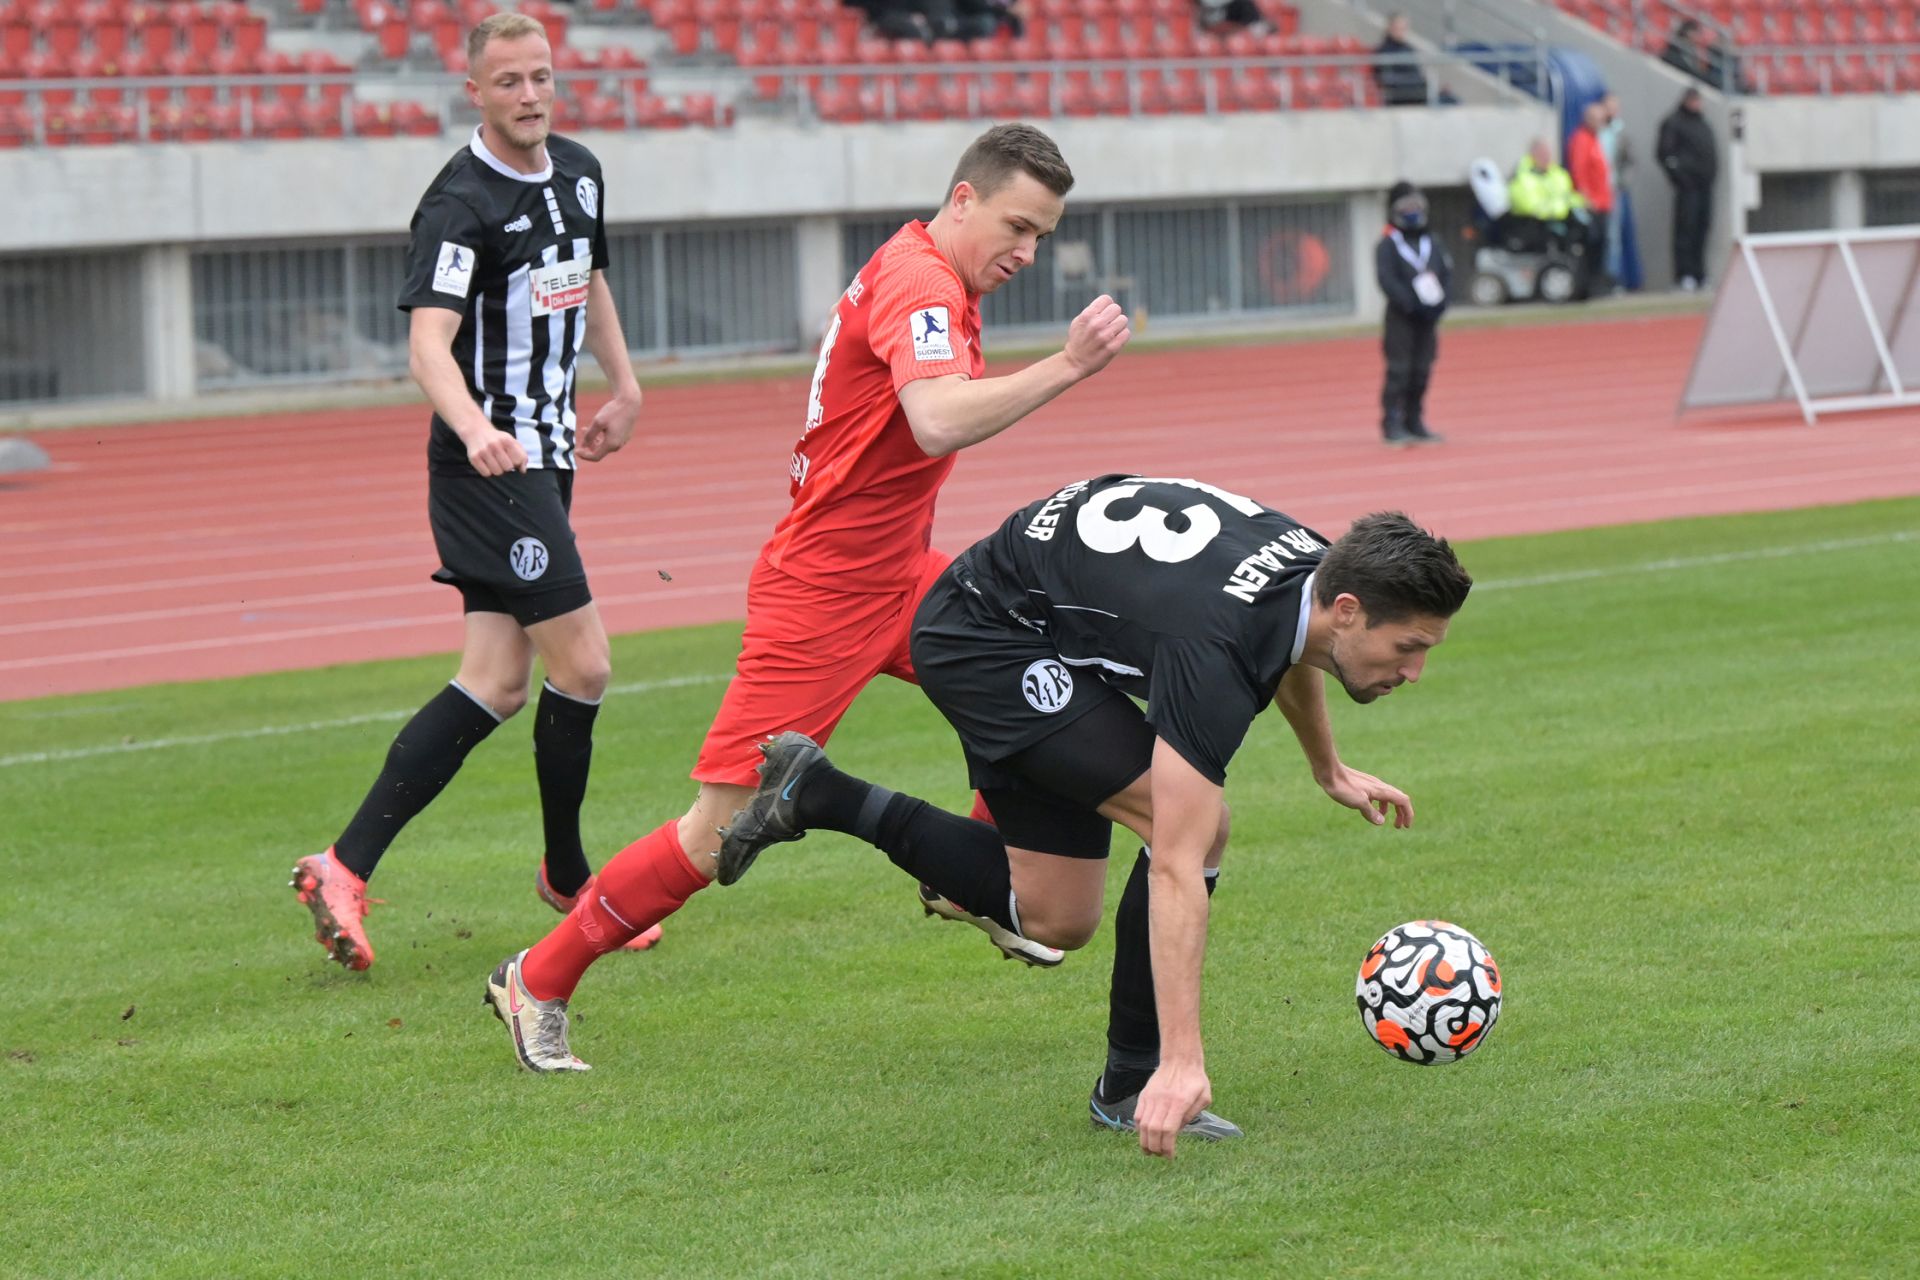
xmin=957 ymin=475 xmax=1330 ymax=784
xmin=399 ymin=128 xmax=610 ymax=474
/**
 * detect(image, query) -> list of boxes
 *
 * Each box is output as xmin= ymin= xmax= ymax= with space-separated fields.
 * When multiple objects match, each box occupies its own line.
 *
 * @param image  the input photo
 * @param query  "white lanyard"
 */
xmin=1389 ymin=228 xmax=1431 ymax=271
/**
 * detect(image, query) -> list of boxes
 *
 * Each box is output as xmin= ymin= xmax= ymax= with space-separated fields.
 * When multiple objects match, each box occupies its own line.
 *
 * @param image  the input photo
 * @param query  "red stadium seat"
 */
xmin=298 ymin=97 xmax=346 ymax=136
xmin=634 ymin=91 xmax=686 ymax=127
xmin=352 ymin=99 xmax=397 ymax=136
xmin=392 ymin=98 xmax=440 ymax=134
xmin=684 ymin=90 xmax=725 ymax=125
xmin=0 ymin=103 xmax=35 ymax=146
xmin=376 ymin=17 xmax=407 ymax=58
xmin=1 ymin=10 xmax=31 ymax=63
xmin=935 ymin=75 xmax=978 ymax=119
xmin=518 ymin=0 xmax=567 ymax=48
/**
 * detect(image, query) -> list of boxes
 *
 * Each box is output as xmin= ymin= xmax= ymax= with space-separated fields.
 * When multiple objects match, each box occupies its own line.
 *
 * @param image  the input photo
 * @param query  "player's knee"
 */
xmin=458 ymin=675 xmax=527 ymax=719
xmin=550 ymin=648 xmax=611 ymax=701
xmin=1208 ymin=803 xmax=1232 ymax=867
xmin=1023 ymin=903 xmax=1101 ymax=950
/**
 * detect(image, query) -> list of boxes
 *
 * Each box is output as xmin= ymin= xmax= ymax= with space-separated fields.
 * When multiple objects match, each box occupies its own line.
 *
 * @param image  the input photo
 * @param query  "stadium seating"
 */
xmin=1552 ymin=0 xmax=1920 ymax=94
xmin=1 ymin=0 xmax=1396 ymax=145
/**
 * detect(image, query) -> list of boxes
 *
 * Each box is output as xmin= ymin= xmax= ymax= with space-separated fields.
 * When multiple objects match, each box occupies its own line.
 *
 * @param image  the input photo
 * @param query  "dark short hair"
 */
xmin=1314 ymin=512 xmax=1472 ymax=624
xmin=947 ymin=124 xmax=1074 ymax=204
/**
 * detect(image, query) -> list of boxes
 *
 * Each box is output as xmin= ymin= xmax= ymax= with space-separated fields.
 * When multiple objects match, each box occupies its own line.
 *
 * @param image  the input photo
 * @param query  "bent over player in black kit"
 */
xmin=719 ymin=475 xmax=1472 ymax=1157
xmin=292 ymin=13 xmax=649 ymax=971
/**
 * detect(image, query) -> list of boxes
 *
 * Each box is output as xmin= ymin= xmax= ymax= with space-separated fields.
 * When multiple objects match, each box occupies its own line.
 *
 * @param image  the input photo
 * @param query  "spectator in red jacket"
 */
xmin=1567 ymin=99 xmax=1614 ymax=295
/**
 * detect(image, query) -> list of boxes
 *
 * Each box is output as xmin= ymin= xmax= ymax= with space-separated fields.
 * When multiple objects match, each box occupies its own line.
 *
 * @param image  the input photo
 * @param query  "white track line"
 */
xmin=1 ymin=529 xmax=1911 ymax=770
xmin=1471 ymin=530 xmax=1916 ymax=591
xmin=0 ymin=673 xmax=731 ymax=768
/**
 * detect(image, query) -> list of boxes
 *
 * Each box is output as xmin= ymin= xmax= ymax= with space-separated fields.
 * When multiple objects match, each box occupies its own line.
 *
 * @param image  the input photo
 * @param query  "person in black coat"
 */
xmin=1372 ymin=13 xmax=1429 ymax=107
xmin=1375 ymin=180 xmax=1452 ymax=445
xmin=1657 ymin=88 xmax=1719 ymax=289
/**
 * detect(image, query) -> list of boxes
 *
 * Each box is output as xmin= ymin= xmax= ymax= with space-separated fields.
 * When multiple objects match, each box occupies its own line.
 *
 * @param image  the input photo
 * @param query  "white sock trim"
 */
xmin=541 ymin=679 xmax=603 ymax=708
xmin=1204 ymin=867 xmax=1220 ymax=881
xmin=448 ymin=679 xmax=504 ymax=723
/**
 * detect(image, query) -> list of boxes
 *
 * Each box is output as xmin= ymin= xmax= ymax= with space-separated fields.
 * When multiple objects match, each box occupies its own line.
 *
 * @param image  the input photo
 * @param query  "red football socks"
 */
xmin=520 ymin=820 xmax=708 ymax=1002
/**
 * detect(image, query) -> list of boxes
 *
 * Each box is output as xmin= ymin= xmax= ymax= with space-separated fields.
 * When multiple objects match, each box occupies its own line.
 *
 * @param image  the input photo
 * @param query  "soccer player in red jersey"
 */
xmin=484 ymin=124 xmax=1133 ymax=1071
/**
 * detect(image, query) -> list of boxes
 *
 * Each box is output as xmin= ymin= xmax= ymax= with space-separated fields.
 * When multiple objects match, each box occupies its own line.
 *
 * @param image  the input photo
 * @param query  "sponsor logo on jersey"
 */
xmin=530 ymin=256 xmax=591 ymax=317
xmin=503 ymin=214 xmax=533 ymax=234
xmin=575 ymin=176 xmax=599 ymax=220
xmin=912 ymin=306 xmax=954 ymax=361
xmin=845 ymin=272 xmax=866 ymax=306
xmin=1021 ymin=659 xmax=1073 ymax=713
xmin=1222 ymin=529 xmax=1325 ymax=602
xmin=433 ymin=242 xmax=475 ymax=298
xmin=510 ymin=537 xmax=550 ymax=582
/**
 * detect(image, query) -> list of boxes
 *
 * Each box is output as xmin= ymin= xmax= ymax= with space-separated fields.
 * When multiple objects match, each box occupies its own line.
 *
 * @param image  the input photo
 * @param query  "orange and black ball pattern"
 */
xmin=1356 ymin=920 xmax=1502 ymax=1065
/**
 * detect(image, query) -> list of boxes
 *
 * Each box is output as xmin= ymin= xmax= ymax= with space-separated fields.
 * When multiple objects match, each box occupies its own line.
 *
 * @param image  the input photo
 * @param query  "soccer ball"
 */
xmin=1355 ymin=920 xmax=1502 ymax=1064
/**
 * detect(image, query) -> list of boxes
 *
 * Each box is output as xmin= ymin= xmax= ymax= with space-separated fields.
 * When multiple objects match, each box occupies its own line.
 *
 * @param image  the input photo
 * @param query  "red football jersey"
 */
xmin=761 ymin=221 xmax=985 ymax=593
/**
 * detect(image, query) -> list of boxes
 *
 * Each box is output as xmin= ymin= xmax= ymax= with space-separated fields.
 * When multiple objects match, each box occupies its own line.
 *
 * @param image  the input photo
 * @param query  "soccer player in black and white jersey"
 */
xmin=292 ymin=13 xmax=650 ymax=971
xmin=718 ymin=475 xmax=1472 ymax=1158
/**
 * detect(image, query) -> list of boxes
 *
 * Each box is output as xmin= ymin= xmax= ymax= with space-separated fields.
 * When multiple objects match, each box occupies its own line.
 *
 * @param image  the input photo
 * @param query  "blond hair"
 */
xmin=467 ymin=12 xmax=548 ymax=71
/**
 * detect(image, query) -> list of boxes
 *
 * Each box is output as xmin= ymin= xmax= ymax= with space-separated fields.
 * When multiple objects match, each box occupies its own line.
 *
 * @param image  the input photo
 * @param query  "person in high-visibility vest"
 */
xmin=1508 ymin=137 xmax=1583 ymax=222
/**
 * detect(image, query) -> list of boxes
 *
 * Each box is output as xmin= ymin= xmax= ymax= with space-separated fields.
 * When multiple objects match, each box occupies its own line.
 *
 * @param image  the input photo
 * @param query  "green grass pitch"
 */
xmin=2 ymin=499 xmax=1916 ymax=1278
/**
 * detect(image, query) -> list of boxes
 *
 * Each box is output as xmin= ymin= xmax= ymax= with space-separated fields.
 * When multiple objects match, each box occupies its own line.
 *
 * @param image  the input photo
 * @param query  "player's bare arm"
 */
xmin=896 ymin=294 xmax=1130 ymax=457
xmin=1276 ymin=665 xmax=1413 ymax=828
xmin=408 ymin=307 xmax=527 ymax=477
xmin=575 ymin=270 xmax=642 ymax=463
xmin=1133 ymin=738 xmax=1222 ymax=1159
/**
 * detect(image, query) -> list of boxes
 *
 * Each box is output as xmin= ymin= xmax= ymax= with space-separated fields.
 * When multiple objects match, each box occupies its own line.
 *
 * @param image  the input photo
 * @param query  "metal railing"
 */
xmin=1737 ymin=43 xmax=1920 ymax=96
xmin=0 ymin=48 xmax=1545 ymax=144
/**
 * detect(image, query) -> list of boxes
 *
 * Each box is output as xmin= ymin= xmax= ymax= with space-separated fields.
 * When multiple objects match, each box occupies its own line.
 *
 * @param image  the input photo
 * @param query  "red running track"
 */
xmin=4 ymin=312 xmax=1917 ymax=703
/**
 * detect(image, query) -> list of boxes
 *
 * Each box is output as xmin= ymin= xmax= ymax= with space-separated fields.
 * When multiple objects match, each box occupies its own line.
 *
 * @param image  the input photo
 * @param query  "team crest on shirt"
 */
xmin=912 ymin=306 xmax=954 ymax=361
xmin=575 ymin=176 xmax=599 ymax=220
xmin=510 ymin=537 xmax=550 ymax=581
xmin=1021 ymin=659 xmax=1073 ymax=713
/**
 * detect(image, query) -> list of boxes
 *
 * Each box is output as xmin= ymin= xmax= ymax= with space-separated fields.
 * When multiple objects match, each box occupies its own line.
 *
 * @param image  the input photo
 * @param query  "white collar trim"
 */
xmin=1291 ymin=572 xmax=1315 ymax=666
xmin=470 ymin=126 xmax=552 ymax=184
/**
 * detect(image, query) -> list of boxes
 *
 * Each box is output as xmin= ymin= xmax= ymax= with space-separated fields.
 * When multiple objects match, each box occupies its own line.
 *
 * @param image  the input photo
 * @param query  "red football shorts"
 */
xmin=692 ymin=548 xmax=952 ymax=786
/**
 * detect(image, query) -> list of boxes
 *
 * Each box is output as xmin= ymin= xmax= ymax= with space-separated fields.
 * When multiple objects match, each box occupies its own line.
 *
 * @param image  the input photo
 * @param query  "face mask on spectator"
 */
xmin=1391 ymin=195 xmax=1429 ymax=234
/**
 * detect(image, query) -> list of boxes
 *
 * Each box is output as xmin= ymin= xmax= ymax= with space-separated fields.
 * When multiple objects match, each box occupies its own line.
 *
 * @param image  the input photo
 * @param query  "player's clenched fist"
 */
xmin=1064 ymin=293 xmax=1131 ymax=378
xmin=464 ymin=430 xmax=529 ymax=477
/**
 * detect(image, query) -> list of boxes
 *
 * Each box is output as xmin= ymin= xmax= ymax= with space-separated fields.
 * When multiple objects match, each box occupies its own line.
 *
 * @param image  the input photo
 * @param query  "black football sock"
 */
xmin=534 ymin=680 xmax=600 ymax=898
xmin=334 ymin=681 xmax=503 ymax=882
xmin=1100 ymin=847 xmax=1220 ymax=1103
xmin=795 ymin=764 xmax=1018 ymax=932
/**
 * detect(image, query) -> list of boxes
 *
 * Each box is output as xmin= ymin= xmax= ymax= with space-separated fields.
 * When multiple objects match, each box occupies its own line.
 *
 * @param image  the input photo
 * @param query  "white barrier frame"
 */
xmin=1680 ymin=225 xmax=1920 ymax=425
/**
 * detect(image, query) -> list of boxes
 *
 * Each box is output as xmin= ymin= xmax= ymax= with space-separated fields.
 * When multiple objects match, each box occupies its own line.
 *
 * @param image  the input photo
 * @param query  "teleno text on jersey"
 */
xmin=1223 ymin=528 xmax=1324 ymax=603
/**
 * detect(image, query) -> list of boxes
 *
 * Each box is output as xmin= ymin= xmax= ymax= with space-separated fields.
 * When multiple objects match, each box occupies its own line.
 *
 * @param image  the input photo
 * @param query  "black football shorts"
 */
xmin=427 ymin=466 xmax=591 ymax=625
xmin=910 ymin=565 xmax=1153 ymax=859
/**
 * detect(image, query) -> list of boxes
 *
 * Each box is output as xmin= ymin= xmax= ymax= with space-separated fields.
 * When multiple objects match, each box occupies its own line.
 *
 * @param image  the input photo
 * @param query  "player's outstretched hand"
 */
xmin=465 ymin=430 xmax=529 ymax=477
xmin=577 ymin=388 xmax=642 ymax=462
xmin=1135 ymin=1060 xmax=1212 ymax=1160
xmin=1064 ymin=293 xmax=1131 ymax=379
xmin=1321 ymin=765 xmax=1413 ymax=829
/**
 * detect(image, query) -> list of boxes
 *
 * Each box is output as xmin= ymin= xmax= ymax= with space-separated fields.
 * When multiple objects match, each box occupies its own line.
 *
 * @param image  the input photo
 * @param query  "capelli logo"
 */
xmin=504 ymin=214 xmax=532 ymax=233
